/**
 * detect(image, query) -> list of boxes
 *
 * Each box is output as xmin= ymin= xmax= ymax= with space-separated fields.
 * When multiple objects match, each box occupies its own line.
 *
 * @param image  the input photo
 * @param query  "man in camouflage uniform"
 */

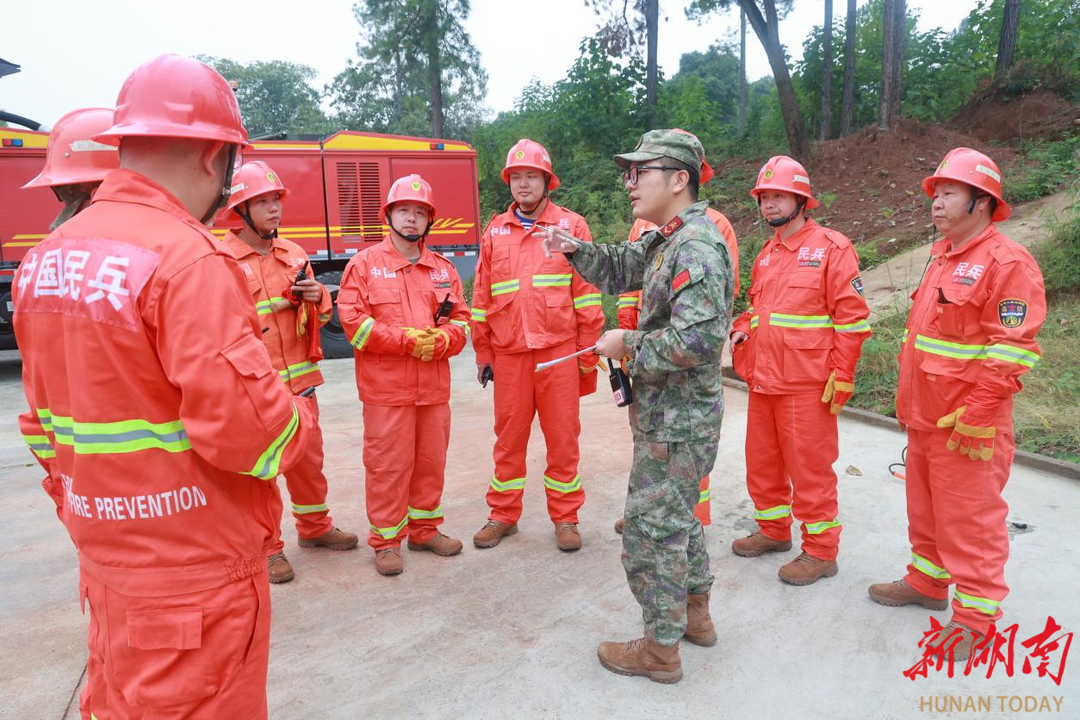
xmin=539 ymin=129 xmax=734 ymax=683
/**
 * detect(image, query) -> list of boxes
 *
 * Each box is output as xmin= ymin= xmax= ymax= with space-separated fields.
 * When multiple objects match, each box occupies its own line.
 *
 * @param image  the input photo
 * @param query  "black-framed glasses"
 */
xmin=622 ymin=165 xmax=682 ymax=185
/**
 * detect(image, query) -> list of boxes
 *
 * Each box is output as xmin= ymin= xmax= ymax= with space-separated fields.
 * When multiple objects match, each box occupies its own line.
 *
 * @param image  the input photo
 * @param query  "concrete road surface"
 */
xmin=1 ymin=346 xmax=1077 ymax=719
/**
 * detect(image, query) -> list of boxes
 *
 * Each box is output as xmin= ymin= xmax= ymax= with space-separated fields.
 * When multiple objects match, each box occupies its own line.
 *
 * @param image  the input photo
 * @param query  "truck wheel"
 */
xmin=315 ymin=270 xmax=352 ymax=359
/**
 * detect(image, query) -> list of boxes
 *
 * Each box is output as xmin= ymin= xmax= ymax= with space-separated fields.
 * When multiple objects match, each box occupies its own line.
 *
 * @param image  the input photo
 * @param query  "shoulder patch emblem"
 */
xmin=671 ymin=268 xmax=692 ymax=294
xmin=998 ymin=298 xmax=1028 ymax=328
xmin=850 ymin=275 xmax=864 ymax=297
xmin=660 ymin=216 xmax=684 ymax=237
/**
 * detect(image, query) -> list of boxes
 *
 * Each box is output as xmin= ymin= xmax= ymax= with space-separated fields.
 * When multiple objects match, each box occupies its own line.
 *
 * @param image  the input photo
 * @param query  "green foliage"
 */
xmin=1032 ymin=200 xmax=1080 ymax=296
xmin=1007 ymin=135 xmax=1080 ymax=204
xmin=197 ymin=56 xmax=331 ymax=137
xmin=847 ymin=309 xmax=906 ymax=418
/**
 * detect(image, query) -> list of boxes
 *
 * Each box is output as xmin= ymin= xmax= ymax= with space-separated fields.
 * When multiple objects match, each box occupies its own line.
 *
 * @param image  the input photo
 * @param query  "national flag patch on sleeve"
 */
xmin=671 ymin=268 xmax=692 ymax=294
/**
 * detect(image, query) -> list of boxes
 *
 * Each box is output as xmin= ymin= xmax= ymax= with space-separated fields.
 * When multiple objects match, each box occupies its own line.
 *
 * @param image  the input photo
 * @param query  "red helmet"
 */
xmin=223 ymin=161 xmax=288 ymax=217
xmin=750 ymin=155 xmax=820 ymax=209
xmin=94 ymin=54 xmax=249 ymax=147
xmin=23 ymin=108 xmax=119 ymax=189
xmin=922 ymin=147 xmax=1011 ymax=222
xmin=381 ymin=174 xmax=437 ymax=220
xmin=501 ymin=139 xmax=560 ymax=190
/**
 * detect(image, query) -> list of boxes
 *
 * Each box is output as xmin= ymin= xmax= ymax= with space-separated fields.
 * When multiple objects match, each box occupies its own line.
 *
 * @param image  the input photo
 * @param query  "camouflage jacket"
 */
xmin=569 ymin=201 xmax=735 ymax=442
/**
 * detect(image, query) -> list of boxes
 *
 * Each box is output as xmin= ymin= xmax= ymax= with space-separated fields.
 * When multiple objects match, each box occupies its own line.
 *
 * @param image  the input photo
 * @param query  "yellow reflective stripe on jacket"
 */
xmin=986 ymin=343 xmax=1040 ymax=368
xmin=769 ymin=313 xmax=834 ymax=329
xmin=954 ymin=590 xmax=1001 ymax=615
xmin=471 ymin=308 xmax=488 ymax=323
xmin=291 ymin=501 xmax=328 ymax=515
xmin=617 ymin=295 xmax=639 ymax=309
xmin=902 ymin=328 xmax=910 ymax=344
xmin=834 ymin=319 xmax=872 ymax=333
xmin=697 ymin=488 xmax=710 ymax=504
xmin=246 ymin=406 xmax=298 ymax=480
xmin=543 ymin=474 xmax=582 ymax=494
xmin=49 ymin=415 xmax=191 ymax=455
xmin=408 ymin=505 xmax=444 ymax=520
xmin=490 ymin=475 xmax=525 ymax=492
xmin=573 ymin=293 xmax=602 ymax=309
xmin=911 ymin=552 xmax=951 ymax=580
xmin=533 ymin=273 xmax=572 ymax=287
xmin=914 ymin=334 xmax=987 ymax=361
xmin=280 ymin=361 xmax=320 ymax=382
xmin=370 ymin=515 xmax=408 ymax=539
xmin=805 ymin=519 xmax=841 ymax=534
xmin=450 ymin=318 xmax=471 ymax=334
xmin=37 ymin=408 xmax=54 ymax=433
xmin=350 ymin=317 xmax=375 ymax=350
xmin=23 ymin=433 xmax=56 ymax=459
xmin=749 ymin=315 xmax=760 ymax=330
xmin=491 ymin=279 xmax=520 ymax=296
xmin=754 ymin=504 xmax=791 ymax=521
xmin=255 ymin=297 xmax=287 ymax=316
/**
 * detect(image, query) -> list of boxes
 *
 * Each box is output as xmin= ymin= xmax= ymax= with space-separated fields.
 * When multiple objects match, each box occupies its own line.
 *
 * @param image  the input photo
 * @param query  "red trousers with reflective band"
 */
xmin=487 ymin=340 xmax=584 ymax=524
xmin=79 ymin=569 xmax=270 ymax=719
xmin=363 ymin=402 xmax=451 ymax=550
xmin=745 ymin=390 xmax=841 ymax=560
xmin=903 ymin=427 xmax=1014 ymax=635
xmin=265 ymin=395 xmax=334 ymax=554
xmin=695 ymin=476 xmax=711 ymax=526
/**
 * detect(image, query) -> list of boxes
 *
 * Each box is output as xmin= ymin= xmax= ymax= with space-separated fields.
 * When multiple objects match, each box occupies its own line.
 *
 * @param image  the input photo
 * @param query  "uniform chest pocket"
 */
xmin=368 ymin=285 xmax=404 ymax=326
xmin=492 ymin=243 xmax=513 ymax=279
xmin=930 ymin=285 xmax=976 ymax=338
xmin=781 ymin=271 xmax=824 ymax=310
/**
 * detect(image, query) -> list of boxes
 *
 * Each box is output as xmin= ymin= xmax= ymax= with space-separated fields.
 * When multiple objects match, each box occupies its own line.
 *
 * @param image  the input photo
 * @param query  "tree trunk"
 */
xmin=878 ymin=0 xmax=896 ymax=130
xmin=995 ymin=0 xmax=1021 ymax=81
xmin=741 ymin=0 xmax=811 ymax=160
xmin=424 ymin=2 xmax=444 ymax=137
xmin=645 ymin=0 xmax=659 ymax=129
xmin=840 ymin=0 xmax=856 ymax=135
xmin=890 ymin=0 xmax=906 ymax=120
xmin=738 ymin=8 xmax=747 ymax=133
xmin=819 ymin=0 xmax=833 ymax=140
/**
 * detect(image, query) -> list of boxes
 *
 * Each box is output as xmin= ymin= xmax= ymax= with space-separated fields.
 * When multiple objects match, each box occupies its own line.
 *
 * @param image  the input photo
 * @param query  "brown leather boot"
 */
xmin=683 ymin=593 xmax=717 ymax=647
xmin=731 ymin=531 xmax=792 ymax=557
xmin=778 ymin=552 xmax=838 ymax=585
xmin=374 ymin=547 xmax=403 ymax=576
xmin=267 ymin=552 xmax=294 ymax=584
xmin=555 ymin=523 xmax=581 ymax=552
xmin=934 ymin=620 xmax=983 ymax=661
xmin=597 ymin=637 xmax=683 ymax=684
xmin=407 ymin=532 xmax=464 ymax=556
xmin=298 ymin=526 xmax=360 ymax=551
xmin=868 ymin=578 xmax=949 ymax=611
xmin=473 ymin=520 xmax=518 ymax=549
xmin=614 ymin=517 xmax=625 ymax=535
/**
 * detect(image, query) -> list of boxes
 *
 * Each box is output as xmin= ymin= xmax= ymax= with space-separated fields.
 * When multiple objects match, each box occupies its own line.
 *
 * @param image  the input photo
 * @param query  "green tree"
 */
xmin=584 ymin=0 xmax=663 ymax=128
xmin=328 ymin=0 xmax=487 ymax=138
xmin=197 ymin=56 xmax=331 ymax=138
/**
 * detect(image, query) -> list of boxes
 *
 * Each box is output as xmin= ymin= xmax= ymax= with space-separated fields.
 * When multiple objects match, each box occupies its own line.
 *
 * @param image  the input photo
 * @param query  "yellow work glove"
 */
xmin=821 ymin=370 xmax=855 ymax=415
xmin=425 ymin=326 xmax=452 ymax=360
xmin=936 ymin=405 xmax=996 ymax=461
xmin=404 ymin=328 xmax=436 ymax=361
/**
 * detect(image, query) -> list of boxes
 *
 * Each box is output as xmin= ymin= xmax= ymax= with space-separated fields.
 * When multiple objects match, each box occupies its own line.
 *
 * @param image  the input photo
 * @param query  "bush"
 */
xmin=1007 ymin=135 xmax=1080 ymax=204
xmin=1032 ymin=200 xmax=1080 ymax=296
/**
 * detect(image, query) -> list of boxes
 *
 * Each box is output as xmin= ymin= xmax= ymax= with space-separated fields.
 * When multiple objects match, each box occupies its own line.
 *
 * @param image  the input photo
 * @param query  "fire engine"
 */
xmin=0 ymin=127 xmax=481 ymax=357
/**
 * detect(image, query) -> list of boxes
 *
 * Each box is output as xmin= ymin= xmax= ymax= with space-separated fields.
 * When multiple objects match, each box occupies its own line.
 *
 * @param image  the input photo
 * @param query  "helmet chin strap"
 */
xmin=238 ymin=203 xmax=278 ymax=240
xmin=516 ymin=178 xmax=550 ymax=215
xmin=762 ymin=197 xmax=806 ymax=227
xmin=201 ymin=145 xmax=238 ymax=227
xmin=388 ymin=214 xmax=431 ymax=243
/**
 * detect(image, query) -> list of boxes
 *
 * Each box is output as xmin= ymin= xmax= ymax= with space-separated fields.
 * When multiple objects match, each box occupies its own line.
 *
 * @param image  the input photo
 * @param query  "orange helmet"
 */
xmin=501 ymin=139 xmax=560 ymax=190
xmin=750 ymin=155 xmax=820 ymax=210
xmin=224 ymin=161 xmax=288 ymax=217
xmin=94 ymin=55 xmax=249 ymax=147
xmin=381 ymin=174 xmax=437 ymax=220
xmin=922 ymin=147 xmax=1011 ymax=222
xmin=23 ymin=108 xmax=119 ymax=189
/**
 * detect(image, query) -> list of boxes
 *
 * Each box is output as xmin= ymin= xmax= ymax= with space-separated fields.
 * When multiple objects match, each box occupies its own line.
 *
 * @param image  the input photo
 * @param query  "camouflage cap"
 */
xmin=615 ymin=128 xmax=712 ymax=182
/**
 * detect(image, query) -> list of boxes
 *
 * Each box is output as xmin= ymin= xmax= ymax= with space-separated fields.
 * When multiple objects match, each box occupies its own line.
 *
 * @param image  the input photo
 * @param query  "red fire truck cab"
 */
xmin=0 ymin=128 xmax=481 ymax=357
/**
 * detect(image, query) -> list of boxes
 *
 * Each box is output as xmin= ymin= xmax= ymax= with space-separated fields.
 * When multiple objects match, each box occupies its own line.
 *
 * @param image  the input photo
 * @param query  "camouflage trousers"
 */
xmin=622 ymin=438 xmax=717 ymax=646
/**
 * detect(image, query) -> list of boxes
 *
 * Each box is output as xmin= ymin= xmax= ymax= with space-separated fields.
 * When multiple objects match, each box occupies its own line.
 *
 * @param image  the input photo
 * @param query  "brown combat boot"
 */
xmin=597 ymin=637 xmax=683 ymax=684
xmin=778 ymin=552 xmax=838 ymax=585
xmin=614 ymin=517 xmax=625 ymax=535
xmin=473 ymin=520 xmax=518 ymax=548
xmin=683 ymin=593 xmax=717 ymax=647
xmin=868 ymin=578 xmax=949 ymax=611
xmin=267 ymin=552 xmax=294 ymax=584
xmin=407 ymin=532 xmax=464 ymax=557
xmin=298 ymin=526 xmax=360 ymax=551
xmin=374 ymin=547 xmax=403 ymax=576
xmin=731 ymin=531 xmax=792 ymax=557
xmin=555 ymin=523 xmax=581 ymax=552
xmin=934 ymin=620 xmax=983 ymax=661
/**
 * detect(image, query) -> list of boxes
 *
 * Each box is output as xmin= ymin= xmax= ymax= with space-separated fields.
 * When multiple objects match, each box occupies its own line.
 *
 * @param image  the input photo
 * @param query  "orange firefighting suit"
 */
xmin=617 ymin=212 xmax=741 ymax=525
xmin=730 ymin=219 xmax=870 ymax=561
xmin=896 ymin=224 xmax=1045 ymax=634
xmin=337 ymin=237 xmax=470 ymax=549
xmin=15 ymin=170 xmax=316 ymax=718
xmin=470 ymin=201 xmax=604 ymax=524
xmin=222 ymin=231 xmax=337 ymax=554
